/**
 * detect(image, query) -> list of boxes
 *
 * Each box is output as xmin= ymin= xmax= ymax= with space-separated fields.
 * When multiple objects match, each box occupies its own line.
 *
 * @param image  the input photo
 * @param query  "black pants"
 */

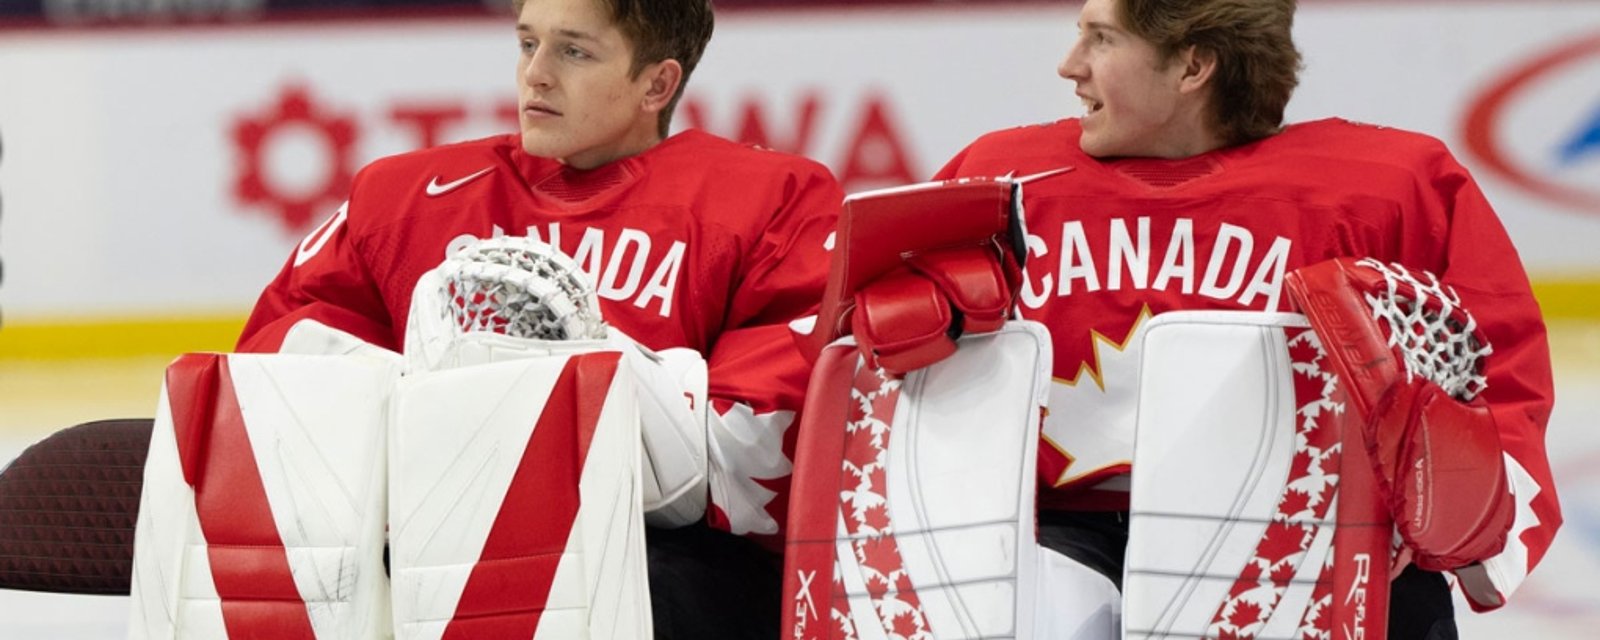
xmin=647 ymin=521 xmax=782 ymax=640
xmin=1038 ymin=510 xmax=1458 ymax=640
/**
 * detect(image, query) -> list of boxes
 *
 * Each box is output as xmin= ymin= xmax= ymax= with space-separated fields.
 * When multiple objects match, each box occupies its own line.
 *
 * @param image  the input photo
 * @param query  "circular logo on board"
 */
xmin=1462 ymin=33 xmax=1600 ymax=216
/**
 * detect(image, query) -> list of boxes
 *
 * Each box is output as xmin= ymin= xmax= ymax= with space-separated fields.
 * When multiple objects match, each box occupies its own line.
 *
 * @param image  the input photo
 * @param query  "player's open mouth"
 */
xmin=1081 ymin=96 xmax=1103 ymax=115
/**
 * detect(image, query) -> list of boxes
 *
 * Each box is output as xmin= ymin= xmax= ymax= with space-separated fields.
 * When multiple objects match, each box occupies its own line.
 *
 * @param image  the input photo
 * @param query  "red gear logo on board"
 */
xmin=232 ymin=84 xmax=359 ymax=233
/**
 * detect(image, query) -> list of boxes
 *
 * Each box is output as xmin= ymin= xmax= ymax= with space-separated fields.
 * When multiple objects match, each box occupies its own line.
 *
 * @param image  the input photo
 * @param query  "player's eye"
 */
xmin=564 ymin=45 xmax=592 ymax=61
xmin=519 ymin=38 xmax=537 ymax=55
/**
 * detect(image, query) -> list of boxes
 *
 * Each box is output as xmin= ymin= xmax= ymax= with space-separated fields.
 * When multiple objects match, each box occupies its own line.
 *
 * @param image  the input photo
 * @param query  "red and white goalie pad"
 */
xmin=129 ymin=352 xmax=400 ymax=640
xmin=387 ymin=349 xmax=648 ymax=640
xmin=783 ymin=322 xmax=1073 ymax=639
xmin=407 ymin=235 xmax=709 ymax=528
xmin=386 ymin=235 xmax=651 ymax=639
xmin=1126 ymin=311 xmax=1393 ymax=640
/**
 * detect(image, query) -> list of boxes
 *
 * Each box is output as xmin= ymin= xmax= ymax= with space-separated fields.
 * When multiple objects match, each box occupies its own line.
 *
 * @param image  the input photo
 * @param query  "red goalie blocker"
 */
xmin=1286 ymin=257 xmax=1514 ymax=572
xmin=799 ymin=178 xmax=1027 ymax=373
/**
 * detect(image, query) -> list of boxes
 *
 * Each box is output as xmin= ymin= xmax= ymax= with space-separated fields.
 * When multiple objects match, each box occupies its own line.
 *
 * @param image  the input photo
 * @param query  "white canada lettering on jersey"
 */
xmin=445 ymin=224 xmax=687 ymax=318
xmin=1021 ymin=216 xmax=1292 ymax=311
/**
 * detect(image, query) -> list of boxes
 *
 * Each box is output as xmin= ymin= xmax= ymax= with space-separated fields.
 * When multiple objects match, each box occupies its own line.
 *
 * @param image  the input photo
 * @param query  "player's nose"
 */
xmin=521 ymin=50 xmax=557 ymax=89
xmin=1058 ymin=41 xmax=1088 ymax=81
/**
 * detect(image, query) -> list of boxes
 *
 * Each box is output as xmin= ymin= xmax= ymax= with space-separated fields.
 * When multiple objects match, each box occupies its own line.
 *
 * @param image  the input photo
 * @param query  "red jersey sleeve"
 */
xmin=703 ymin=162 xmax=842 ymax=546
xmin=1420 ymin=152 xmax=1560 ymax=610
xmin=236 ymin=200 xmax=398 ymax=354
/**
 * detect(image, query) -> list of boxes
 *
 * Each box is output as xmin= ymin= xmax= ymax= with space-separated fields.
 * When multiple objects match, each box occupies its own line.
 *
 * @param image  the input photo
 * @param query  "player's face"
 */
xmin=516 ymin=0 xmax=669 ymax=169
xmin=1058 ymin=0 xmax=1194 ymax=158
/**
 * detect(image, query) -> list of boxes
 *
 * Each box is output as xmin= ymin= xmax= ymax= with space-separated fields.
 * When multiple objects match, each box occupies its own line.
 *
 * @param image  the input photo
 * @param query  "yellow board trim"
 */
xmin=1530 ymin=279 xmax=1600 ymax=321
xmin=0 ymin=278 xmax=1593 ymax=360
xmin=0 ymin=315 xmax=247 ymax=361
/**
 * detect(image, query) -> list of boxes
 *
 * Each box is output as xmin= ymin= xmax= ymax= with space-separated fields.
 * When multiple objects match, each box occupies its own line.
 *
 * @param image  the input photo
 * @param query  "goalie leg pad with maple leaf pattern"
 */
xmin=1126 ymin=311 xmax=1392 ymax=640
xmin=782 ymin=321 xmax=1117 ymax=639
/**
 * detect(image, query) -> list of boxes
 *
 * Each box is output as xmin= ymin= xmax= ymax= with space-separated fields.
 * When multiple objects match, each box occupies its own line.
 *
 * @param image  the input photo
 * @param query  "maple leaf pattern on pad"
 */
xmin=829 ymin=364 xmax=934 ymax=640
xmin=1209 ymin=328 xmax=1344 ymax=640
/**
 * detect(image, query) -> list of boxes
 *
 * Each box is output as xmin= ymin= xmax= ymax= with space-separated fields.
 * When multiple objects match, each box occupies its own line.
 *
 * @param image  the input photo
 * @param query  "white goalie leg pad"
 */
xmin=279 ymin=317 xmax=403 ymax=360
xmin=783 ymin=321 xmax=1055 ymax=639
xmin=387 ymin=346 xmax=649 ymax=640
xmin=128 ymin=352 xmax=398 ymax=640
xmin=1034 ymin=548 xmax=1121 ymax=640
xmin=407 ymin=258 xmax=709 ymax=528
xmin=1126 ymin=311 xmax=1392 ymax=640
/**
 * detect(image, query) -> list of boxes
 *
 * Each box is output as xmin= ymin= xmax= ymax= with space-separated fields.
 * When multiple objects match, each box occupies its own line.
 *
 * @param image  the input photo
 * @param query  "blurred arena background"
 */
xmin=1 ymin=0 xmax=1597 ymax=636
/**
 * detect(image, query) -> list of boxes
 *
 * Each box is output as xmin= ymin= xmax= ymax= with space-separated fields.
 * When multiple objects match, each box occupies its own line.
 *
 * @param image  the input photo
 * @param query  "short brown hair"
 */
xmin=513 ymin=0 xmax=714 ymax=137
xmin=1118 ymin=0 xmax=1301 ymax=145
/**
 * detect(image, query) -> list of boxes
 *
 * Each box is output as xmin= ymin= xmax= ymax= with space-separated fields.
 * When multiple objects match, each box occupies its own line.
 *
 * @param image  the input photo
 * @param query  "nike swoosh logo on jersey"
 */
xmin=426 ymin=167 xmax=494 ymax=197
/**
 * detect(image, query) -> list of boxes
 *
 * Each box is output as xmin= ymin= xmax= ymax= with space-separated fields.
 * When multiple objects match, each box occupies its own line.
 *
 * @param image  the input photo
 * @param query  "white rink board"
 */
xmin=1 ymin=1 xmax=1599 ymax=322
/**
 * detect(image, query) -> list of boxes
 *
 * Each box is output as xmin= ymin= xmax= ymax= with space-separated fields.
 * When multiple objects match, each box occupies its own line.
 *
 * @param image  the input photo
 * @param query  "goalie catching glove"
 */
xmin=405 ymin=236 xmax=709 ymax=527
xmin=1286 ymin=257 xmax=1513 ymax=571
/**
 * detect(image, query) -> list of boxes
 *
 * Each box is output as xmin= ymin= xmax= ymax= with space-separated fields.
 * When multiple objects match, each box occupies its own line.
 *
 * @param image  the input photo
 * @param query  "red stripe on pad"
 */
xmin=165 ymin=353 xmax=317 ymax=639
xmin=444 ymin=352 xmax=621 ymax=639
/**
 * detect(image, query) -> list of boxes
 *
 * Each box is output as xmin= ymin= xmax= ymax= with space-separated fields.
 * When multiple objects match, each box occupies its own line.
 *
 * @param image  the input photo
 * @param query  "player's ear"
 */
xmin=1177 ymin=45 xmax=1217 ymax=95
xmin=640 ymin=59 xmax=683 ymax=114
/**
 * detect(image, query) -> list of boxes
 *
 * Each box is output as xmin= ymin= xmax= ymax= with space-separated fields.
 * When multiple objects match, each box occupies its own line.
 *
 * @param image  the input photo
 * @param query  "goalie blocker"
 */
xmin=795 ymin=176 xmax=1029 ymax=374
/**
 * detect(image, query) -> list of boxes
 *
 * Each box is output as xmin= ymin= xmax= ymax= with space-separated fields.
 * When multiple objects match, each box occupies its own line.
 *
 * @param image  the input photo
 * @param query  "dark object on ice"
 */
xmin=0 ymin=419 xmax=152 ymax=595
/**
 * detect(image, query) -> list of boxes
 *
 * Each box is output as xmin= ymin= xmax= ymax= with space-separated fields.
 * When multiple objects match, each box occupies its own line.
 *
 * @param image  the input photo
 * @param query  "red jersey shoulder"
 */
xmin=1272 ymin=119 xmax=1457 ymax=174
xmin=948 ymin=119 xmax=1085 ymax=176
xmin=352 ymin=135 xmax=519 ymax=199
xmin=654 ymin=129 xmax=836 ymax=185
xmin=639 ymin=130 xmax=841 ymax=231
xmin=1214 ymin=118 xmax=1471 ymax=210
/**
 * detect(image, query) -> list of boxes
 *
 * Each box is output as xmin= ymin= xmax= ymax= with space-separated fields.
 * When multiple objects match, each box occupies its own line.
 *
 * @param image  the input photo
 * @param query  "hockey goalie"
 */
xmin=123 ymin=237 xmax=727 ymax=639
xmin=779 ymin=176 xmax=1551 ymax=640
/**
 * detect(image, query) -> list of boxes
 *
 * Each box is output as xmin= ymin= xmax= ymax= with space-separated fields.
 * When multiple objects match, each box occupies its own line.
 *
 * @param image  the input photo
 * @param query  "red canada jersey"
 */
xmin=937 ymin=117 xmax=1559 ymax=608
xmin=239 ymin=130 xmax=843 ymax=543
